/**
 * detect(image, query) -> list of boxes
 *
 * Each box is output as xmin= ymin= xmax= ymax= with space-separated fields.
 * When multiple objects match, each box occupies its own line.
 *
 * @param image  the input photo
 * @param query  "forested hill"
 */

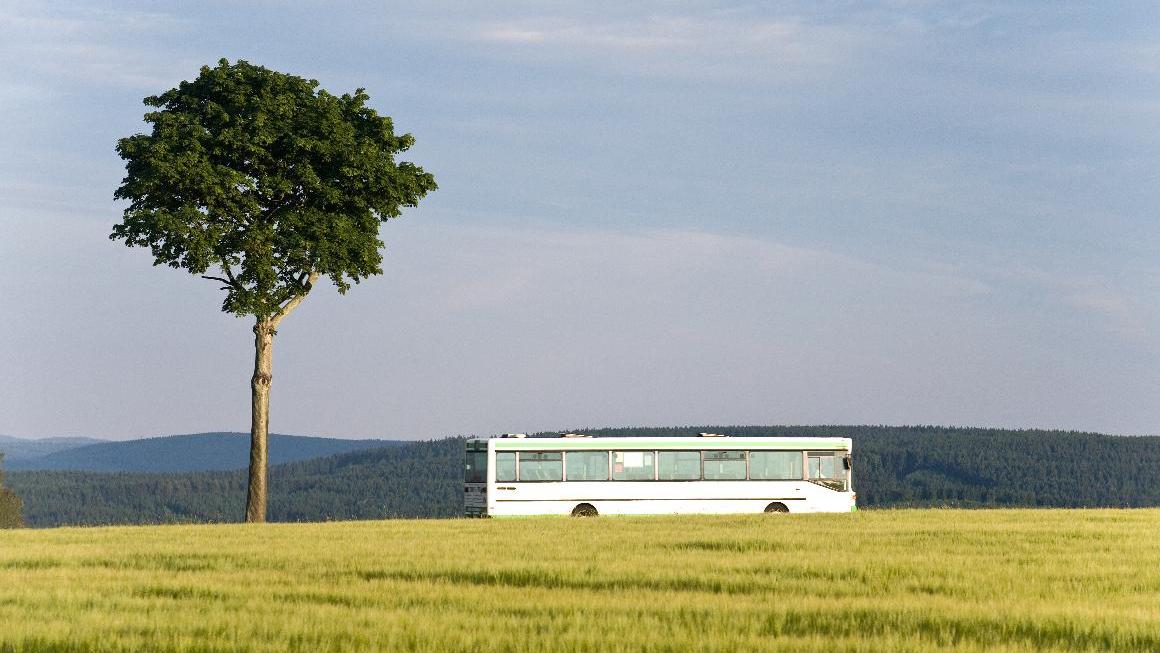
xmin=5 ymin=426 xmax=1159 ymax=527
xmin=0 ymin=435 xmax=107 ymax=462
xmin=8 ymin=438 xmax=463 ymax=527
xmin=4 ymin=432 xmax=401 ymax=473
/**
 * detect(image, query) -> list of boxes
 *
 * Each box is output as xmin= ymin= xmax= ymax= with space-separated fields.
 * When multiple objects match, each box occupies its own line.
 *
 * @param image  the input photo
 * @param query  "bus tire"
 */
xmin=764 ymin=502 xmax=789 ymax=514
xmin=571 ymin=503 xmax=599 ymax=517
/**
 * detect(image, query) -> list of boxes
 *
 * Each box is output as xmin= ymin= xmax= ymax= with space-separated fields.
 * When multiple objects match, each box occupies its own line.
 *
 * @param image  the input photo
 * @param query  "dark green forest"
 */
xmin=7 ymin=426 xmax=1159 ymax=527
xmin=8 ymin=439 xmax=462 ymax=527
xmin=0 ymin=454 xmax=24 ymax=528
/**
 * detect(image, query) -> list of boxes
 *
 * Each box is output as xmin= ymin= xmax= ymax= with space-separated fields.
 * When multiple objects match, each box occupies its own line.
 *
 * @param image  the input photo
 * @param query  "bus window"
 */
xmin=821 ymin=455 xmax=837 ymax=479
xmin=807 ymin=451 xmax=847 ymax=490
xmin=612 ymin=451 xmax=655 ymax=481
xmin=496 ymin=452 xmax=517 ymax=482
xmin=703 ymin=451 xmax=746 ymax=480
xmin=749 ymin=451 xmax=802 ymax=480
xmin=807 ymin=452 xmax=841 ymax=479
xmin=658 ymin=451 xmax=700 ymax=480
xmin=518 ymin=452 xmax=562 ymax=482
xmin=464 ymin=449 xmax=487 ymax=483
xmin=566 ymin=451 xmax=609 ymax=481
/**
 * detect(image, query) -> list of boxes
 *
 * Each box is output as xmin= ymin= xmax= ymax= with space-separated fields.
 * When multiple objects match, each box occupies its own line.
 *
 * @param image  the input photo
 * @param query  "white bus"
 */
xmin=464 ymin=434 xmax=855 ymax=517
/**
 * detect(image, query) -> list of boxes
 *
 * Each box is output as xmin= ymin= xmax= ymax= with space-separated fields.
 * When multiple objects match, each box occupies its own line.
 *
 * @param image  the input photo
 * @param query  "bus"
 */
xmin=464 ymin=433 xmax=855 ymax=517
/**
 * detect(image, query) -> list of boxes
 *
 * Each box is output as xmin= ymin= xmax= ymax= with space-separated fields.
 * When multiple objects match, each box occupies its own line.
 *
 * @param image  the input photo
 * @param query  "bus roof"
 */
xmin=480 ymin=436 xmax=853 ymax=451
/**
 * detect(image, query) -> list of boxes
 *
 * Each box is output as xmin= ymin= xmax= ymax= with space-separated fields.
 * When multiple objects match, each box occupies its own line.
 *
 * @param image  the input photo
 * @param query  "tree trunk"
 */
xmin=245 ymin=319 xmax=275 ymax=523
xmin=242 ymin=272 xmax=317 ymax=523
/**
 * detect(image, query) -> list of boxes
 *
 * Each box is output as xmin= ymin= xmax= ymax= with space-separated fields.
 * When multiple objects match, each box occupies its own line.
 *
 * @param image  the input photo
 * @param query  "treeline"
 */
xmin=0 ymin=454 xmax=24 ymax=528
xmin=8 ymin=438 xmax=463 ymax=527
xmin=7 ymin=426 xmax=1160 ymax=527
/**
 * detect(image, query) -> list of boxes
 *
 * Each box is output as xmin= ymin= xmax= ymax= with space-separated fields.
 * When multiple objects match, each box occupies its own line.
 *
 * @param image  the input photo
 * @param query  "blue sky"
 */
xmin=1 ymin=1 xmax=1157 ymax=439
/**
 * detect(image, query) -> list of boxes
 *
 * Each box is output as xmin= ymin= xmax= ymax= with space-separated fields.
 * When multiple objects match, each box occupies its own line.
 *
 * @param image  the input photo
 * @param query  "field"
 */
xmin=1 ymin=510 xmax=1158 ymax=652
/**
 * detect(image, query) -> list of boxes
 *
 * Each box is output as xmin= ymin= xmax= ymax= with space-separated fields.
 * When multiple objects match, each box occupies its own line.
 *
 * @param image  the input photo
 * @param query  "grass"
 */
xmin=1 ymin=509 xmax=1158 ymax=652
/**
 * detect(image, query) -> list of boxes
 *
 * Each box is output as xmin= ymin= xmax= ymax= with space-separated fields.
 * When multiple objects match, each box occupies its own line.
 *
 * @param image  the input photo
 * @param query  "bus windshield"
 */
xmin=807 ymin=451 xmax=848 ymax=490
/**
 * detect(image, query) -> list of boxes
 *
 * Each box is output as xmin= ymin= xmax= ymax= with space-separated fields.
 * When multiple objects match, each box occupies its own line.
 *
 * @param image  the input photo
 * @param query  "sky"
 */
xmin=1 ymin=1 xmax=1158 ymax=440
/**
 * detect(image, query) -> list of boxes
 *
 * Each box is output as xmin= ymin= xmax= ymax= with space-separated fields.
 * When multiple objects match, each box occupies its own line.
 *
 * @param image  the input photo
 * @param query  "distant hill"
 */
xmin=0 ymin=435 xmax=108 ymax=462
xmin=6 ymin=426 xmax=1160 ymax=528
xmin=5 ymin=432 xmax=402 ymax=473
xmin=9 ymin=439 xmax=462 ymax=527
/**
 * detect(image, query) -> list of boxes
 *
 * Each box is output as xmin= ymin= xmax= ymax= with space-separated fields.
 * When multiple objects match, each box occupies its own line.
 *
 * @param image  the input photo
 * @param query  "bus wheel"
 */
xmin=572 ymin=503 xmax=599 ymax=517
xmin=764 ymin=502 xmax=789 ymax=514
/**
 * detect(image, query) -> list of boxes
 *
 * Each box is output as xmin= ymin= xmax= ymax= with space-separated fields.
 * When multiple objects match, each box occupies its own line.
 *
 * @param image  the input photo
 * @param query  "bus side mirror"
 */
xmin=842 ymin=455 xmax=852 ymax=470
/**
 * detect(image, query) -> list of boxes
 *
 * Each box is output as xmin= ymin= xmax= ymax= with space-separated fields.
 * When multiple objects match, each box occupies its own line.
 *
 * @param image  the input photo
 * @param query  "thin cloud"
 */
xmin=997 ymin=265 xmax=1153 ymax=343
xmin=1064 ymin=286 xmax=1149 ymax=341
xmin=465 ymin=14 xmax=870 ymax=82
xmin=477 ymin=18 xmax=697 ymax=51
xmin=0 ymin=2 xmax=192 ymax=91
xmin=398 ymin=225 xmax=991 ymax=316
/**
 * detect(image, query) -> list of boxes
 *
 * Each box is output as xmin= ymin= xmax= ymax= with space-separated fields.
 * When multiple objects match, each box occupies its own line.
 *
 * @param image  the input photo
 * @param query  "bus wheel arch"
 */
xmin=764 ymin=502 xmax=789 ymax=514
xmin=571 ymin=503 xmax=599 ymax=517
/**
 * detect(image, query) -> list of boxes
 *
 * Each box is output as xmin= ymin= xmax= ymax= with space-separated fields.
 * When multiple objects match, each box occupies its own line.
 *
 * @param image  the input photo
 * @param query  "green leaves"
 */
xmin=112 ymin=59 xmax=437 ymax=320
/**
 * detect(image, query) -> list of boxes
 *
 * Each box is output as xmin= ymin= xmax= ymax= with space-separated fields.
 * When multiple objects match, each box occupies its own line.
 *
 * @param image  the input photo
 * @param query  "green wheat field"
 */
xmin=1 ymin=509 xmax=1158 ymax=652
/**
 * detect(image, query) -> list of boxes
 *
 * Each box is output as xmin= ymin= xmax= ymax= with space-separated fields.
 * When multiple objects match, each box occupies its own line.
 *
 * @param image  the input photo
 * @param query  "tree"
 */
xmin=111 ymin=60 xmax=437 ymax=522
xmin=0 ymin=454 xmax=23 ymax=528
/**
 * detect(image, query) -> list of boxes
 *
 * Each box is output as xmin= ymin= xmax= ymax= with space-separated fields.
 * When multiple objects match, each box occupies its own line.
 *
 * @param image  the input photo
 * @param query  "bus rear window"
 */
xmin=464 ymin=450 xmax=487 ymax=483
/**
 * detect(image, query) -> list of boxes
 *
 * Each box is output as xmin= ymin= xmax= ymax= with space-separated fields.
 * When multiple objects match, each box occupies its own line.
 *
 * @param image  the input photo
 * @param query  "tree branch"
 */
xmin=203 ymin=263 xmax=244 ymax=291
xmin=223 ymin=265 xmax=240 ymax=286
xmin=269 ymin=271 xmax=320 ymax=328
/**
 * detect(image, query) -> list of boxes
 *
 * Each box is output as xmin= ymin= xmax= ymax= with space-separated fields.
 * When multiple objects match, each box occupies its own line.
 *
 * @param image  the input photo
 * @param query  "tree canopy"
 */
xmin=111 ymin=58 xmax=437 ymax=319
